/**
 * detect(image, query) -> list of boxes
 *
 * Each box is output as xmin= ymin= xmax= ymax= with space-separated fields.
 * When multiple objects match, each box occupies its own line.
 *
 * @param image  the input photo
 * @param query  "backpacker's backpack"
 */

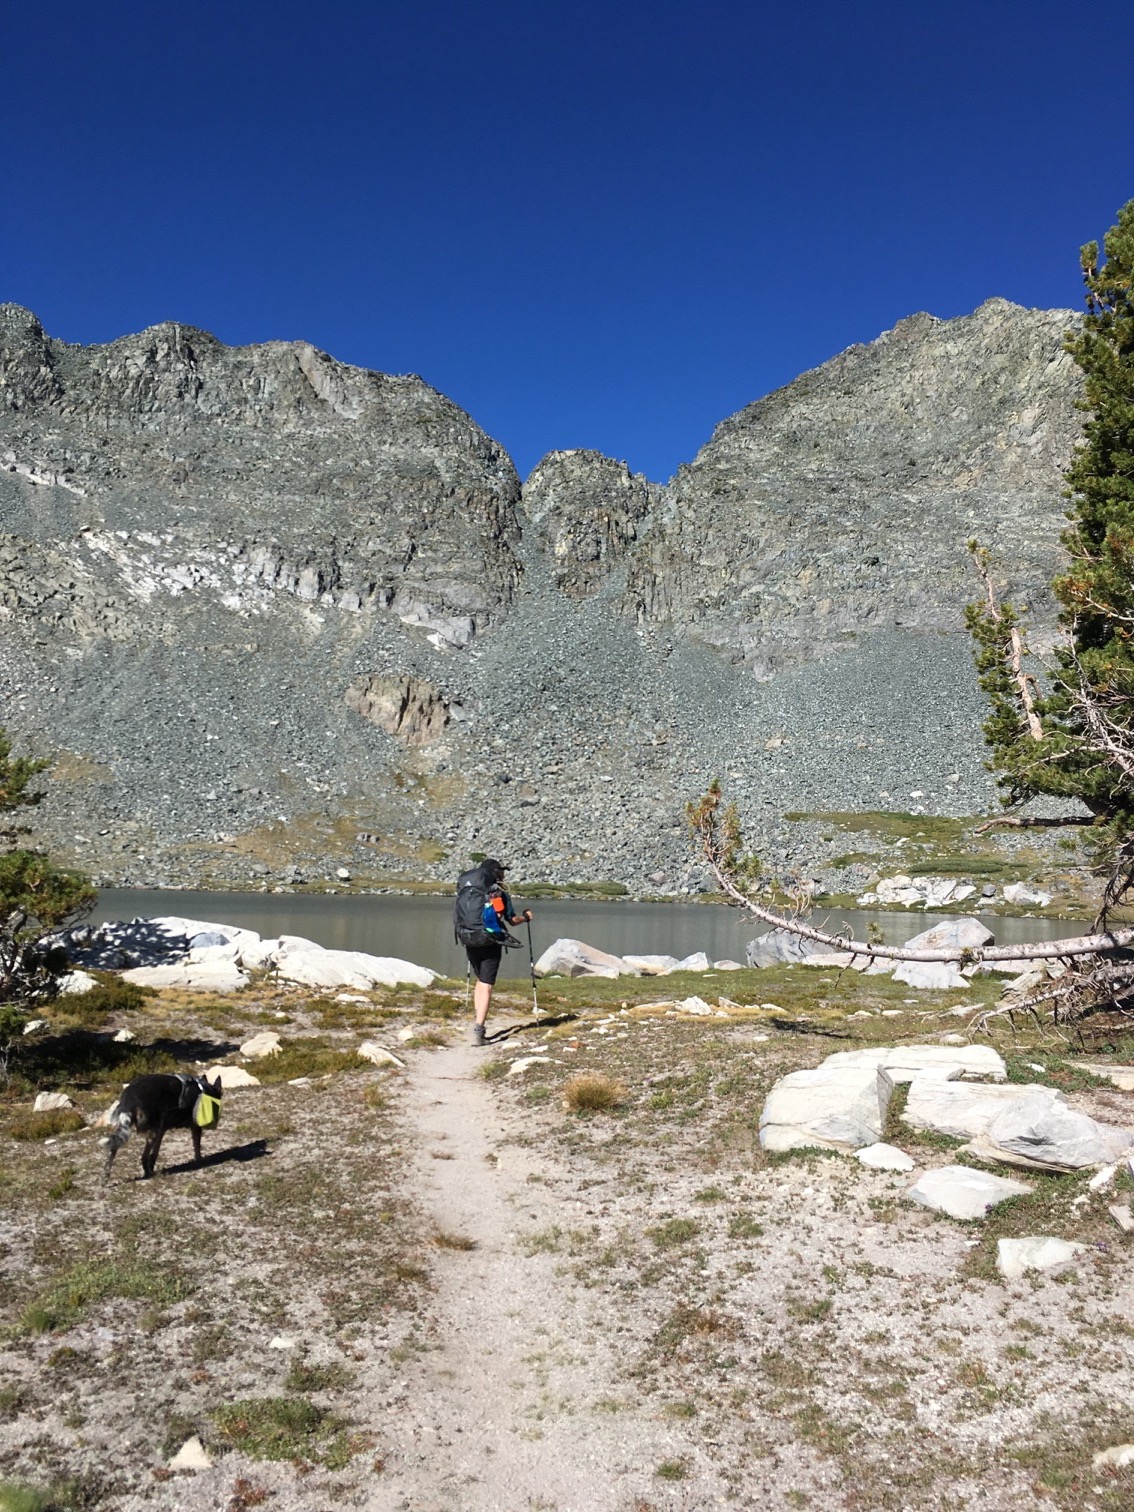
xmin=454 ymin=866 xmax=503 ymax=947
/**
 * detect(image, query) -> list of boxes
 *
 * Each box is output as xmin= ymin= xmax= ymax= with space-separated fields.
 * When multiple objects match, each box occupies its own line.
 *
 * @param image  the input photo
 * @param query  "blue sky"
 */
xmin=2 ymin=1 xmax=1130 ymax=481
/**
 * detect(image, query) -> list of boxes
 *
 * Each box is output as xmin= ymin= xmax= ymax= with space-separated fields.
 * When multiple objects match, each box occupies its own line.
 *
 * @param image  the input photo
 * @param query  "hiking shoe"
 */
xmin=473 ymin=1023 xmax=486 ymax=1046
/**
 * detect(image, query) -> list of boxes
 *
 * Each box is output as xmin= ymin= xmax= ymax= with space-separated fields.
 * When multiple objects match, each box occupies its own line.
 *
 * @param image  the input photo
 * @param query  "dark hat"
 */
xmin=481 ymin=857 xmax=507 ymax=878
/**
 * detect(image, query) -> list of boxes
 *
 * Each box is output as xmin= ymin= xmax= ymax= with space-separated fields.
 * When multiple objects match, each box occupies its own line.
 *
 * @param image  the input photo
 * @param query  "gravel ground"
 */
xmin=3 ymin=968 xmax=1134 ymax=1509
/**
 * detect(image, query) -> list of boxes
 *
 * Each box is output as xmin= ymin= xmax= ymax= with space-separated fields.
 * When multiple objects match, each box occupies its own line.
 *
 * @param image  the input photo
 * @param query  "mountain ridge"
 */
xmin=0 ymin=298 xmax=1084 ymax=894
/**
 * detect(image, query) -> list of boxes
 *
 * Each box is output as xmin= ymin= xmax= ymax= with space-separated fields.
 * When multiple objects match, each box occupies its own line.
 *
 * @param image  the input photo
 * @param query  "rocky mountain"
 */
xmin=0 ymin=298 xmax=1083 ymax=895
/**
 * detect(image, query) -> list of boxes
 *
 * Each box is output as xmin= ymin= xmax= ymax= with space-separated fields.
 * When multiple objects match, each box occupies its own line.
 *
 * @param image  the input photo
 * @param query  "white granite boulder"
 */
xmin=121 ymin=959 xmax=250 ymax=992
xmin=533 ymin=938 xmax=636 ymax=978
xmin=207 ymin=1065 xmax=261 ymax=1089
xmin=272 ymin=939 xmax=436 ymax=990
xmin=892 ymin=960 xmax=972 ymax=990
xmin=357 ymin=1042 xmax=405 ymax=1069
xmin=33 ymin=1092 xmax=74 ymax=1113
xmin=746 ymin=929 xmax=838 ymax=968
xmin=1003 ymin=882 xmax=1053 ymax=907
xmin=974 ymin=1091 xmax=1134 ymax=1172
xmin=997 ymin=1235 xmax=1085 ymax=1280
xmin=675 ymin=951 xmax=711 ymax=972
xmin=240 ymin=1031 xmax=282 ymax=1059
xmin=908 ymin=1165 xmax=1031 ymax=1220
xmin=622 ymin=953 xmax=682 ymax=975
xmin=58 ymin=970 xmax=98 ymax=995
xmin=759 ymin=1064 xmax=894 ymax=1152
xmin=856 ymin=1142 xmax=916 ymax=1171
xmin=823 ymin=1044 xmax=1006 ymax=1083
xmin=902 ymin=1079 xmax=1048 ymax=1140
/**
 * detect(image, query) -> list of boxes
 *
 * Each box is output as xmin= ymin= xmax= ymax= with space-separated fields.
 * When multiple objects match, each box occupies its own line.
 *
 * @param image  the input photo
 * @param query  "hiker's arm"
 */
xmin=504 ymin=889 xmax=532 ymax=924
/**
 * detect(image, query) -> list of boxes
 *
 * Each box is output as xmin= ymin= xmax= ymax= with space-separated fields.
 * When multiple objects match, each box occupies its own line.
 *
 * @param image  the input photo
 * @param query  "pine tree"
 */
xmin=0 ymin=728 xmax=94 ymax=1023
xmin=967 ymin=201 xmax=1134 ymax=851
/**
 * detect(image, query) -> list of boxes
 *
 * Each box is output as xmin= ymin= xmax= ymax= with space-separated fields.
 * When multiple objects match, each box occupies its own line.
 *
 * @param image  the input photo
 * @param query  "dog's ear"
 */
xmin=209 ymin=1074 xmax=223 ymax=1097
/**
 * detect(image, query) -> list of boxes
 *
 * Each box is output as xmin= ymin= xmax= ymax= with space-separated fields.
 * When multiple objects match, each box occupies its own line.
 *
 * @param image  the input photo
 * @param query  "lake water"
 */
xmin=90 ymin=889 xmax=1085 ymax=981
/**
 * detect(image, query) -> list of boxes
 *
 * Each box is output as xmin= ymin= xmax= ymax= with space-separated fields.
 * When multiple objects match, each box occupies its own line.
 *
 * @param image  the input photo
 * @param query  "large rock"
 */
xmin=892 ymin=960 xmax=971 ymax=990
xmin=533 ymin=938 xmax=636 ymax=979
xmin=902 ymin=1079 xmax=1049 ymax=1140
xmin=974 ymin=1092 xmax=1134 ymax=1171
xmin=272 ymin=939 xmax=436 ymax=990
xmin=1003 ymin=882 xmax=1053 ymax=907
xmin=122 ymin=960 xmax=249 ymax=992
xmin=822 ymin=1044 xmax=1006 ymax=1083
xmin=746 ymin=929 xmax=839 ymax=968
xmin=908 ymin=1165 xmax=1031 ymax=1220
xmin=759 ymin=1064 xmax=894 ymax=1152
xmin=622 ymin=953 xmax=681 ymax=976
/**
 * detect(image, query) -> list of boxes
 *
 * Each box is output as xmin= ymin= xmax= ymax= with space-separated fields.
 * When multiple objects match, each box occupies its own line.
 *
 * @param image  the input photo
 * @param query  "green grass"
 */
xmin=646 ymin=1217 xmax=699 ymax=1248
xmin=20 ymin=1256 xmax=194 ymax=1333
xmin=211 ymin=1396 xmax=359 ymax=1467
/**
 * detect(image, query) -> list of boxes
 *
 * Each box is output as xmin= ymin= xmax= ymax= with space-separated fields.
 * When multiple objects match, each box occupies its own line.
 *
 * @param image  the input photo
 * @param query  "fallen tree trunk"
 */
xmin=688 ymin=785 xmax=1132 ymax=966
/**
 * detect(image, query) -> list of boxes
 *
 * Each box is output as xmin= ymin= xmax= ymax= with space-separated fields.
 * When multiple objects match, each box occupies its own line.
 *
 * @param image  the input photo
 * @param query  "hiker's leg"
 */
xmin=474 ymin=980 xmax=493 ymax=1026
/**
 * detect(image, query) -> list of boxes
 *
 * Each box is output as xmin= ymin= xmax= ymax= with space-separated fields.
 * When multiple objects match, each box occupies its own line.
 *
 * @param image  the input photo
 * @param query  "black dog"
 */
xmin=104 ymin=1072 xmax=223 ymax=1181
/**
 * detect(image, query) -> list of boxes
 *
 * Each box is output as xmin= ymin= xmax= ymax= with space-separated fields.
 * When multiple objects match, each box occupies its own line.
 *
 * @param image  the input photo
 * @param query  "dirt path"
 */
xmin=373 ymin=1024 xmax=705 ymax=1511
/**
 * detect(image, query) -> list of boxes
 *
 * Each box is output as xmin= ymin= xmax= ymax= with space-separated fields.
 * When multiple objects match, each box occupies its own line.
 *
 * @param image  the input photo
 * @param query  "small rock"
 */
xmin=1108 ymin=1204 xmax=1134 ymax=1233
xmin=168 ymin=1436 xmax=212 ymax=1470
xmin=58 ymin=970 xmax=98 ymax=995
xmin=335 ymin=867 xmax=351 ymax=881
xmin=21 ymin=1018 xmax=47 ymax=1035
xmin=1093 ymin=1444 xmax=1134 ymax=1470
xmin=208 ymin=1065 xmax=261 ymax=1089
xmin=1080 ymin=1063 xmax=1134 ymax=1092
xmin=996 ymin=1235 xmax=1085 ymax=1280
xmin=674 ymin=996 xmax=715 ymax=1016
xmin=335 ymin=992 xmax=370 ymax=1004
xmin=856 ymin=1143 xmax=915 ymax=1172
xmin=33 ymin=1092 xmax=74 ymax=1113
xmin=268 ymin=1335 xmax=298 ymax=1350
xmin=357 ymin=1042 xmax=405 ymax=1069
xmin=714 ymin=959 xmax=744 ymax=970
xmin=1088 ymin=1164 xmax=1118 ymax=1191
xmin=240 ymin=1031 xmax=283 ymax=1059
xmin=508 ymin=1056 xmax=551 ymax=1076
xmin=395 ymin=1028 xmax=416 ymax=1042
xmin=113 ymin=1028 xmax=136 ymax=1043
xmin=908 ymin=1166 xmax=1031 ymax=1220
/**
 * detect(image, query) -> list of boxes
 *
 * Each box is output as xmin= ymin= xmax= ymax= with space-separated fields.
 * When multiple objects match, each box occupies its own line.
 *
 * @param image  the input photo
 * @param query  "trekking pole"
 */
xmin=526 ymin=918 xmax=540 ymax=1018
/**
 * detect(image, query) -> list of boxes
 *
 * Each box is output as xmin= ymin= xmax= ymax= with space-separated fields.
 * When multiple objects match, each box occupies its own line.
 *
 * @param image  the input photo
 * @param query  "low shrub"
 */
xmin=6 ymin=1108 xmax=85 ymax=1142
xmin=563 ymin=1073 xmax=626 ymax=1114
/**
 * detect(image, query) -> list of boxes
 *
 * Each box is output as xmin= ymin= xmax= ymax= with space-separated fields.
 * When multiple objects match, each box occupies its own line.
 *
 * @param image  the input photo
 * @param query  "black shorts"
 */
xmin=466 ymin=944 xmax=502 ymax=985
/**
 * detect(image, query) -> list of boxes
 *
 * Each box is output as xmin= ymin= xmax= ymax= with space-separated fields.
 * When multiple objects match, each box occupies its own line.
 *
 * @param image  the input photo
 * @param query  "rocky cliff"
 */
xmin=0 ymin=299 xmax=1083 ymax=894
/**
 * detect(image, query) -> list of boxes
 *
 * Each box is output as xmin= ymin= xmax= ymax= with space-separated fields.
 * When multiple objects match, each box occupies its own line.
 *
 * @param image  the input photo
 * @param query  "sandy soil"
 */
xmin=3 ymin=974 xmax=1134 ymax=1511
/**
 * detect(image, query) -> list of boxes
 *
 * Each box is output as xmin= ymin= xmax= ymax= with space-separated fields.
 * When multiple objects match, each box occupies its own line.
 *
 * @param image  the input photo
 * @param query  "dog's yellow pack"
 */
xmin=193 ymin=1093 xmax=221 ymax=1129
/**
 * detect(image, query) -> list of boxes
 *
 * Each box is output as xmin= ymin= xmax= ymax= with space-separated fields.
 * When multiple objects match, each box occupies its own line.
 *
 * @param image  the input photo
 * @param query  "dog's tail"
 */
xmin=102 ymin=1102 xmax=133 ymax=1181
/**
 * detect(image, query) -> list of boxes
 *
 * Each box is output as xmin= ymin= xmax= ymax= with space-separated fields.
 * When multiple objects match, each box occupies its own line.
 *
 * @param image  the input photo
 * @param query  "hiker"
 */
xmin=453 ymin=858 xmax=532 ymax=1045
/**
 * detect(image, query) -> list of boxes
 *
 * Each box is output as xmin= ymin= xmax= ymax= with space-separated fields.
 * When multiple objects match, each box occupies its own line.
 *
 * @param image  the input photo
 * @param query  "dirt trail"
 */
xmin=373 ymin=1024 xmax=703 ymax=1511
